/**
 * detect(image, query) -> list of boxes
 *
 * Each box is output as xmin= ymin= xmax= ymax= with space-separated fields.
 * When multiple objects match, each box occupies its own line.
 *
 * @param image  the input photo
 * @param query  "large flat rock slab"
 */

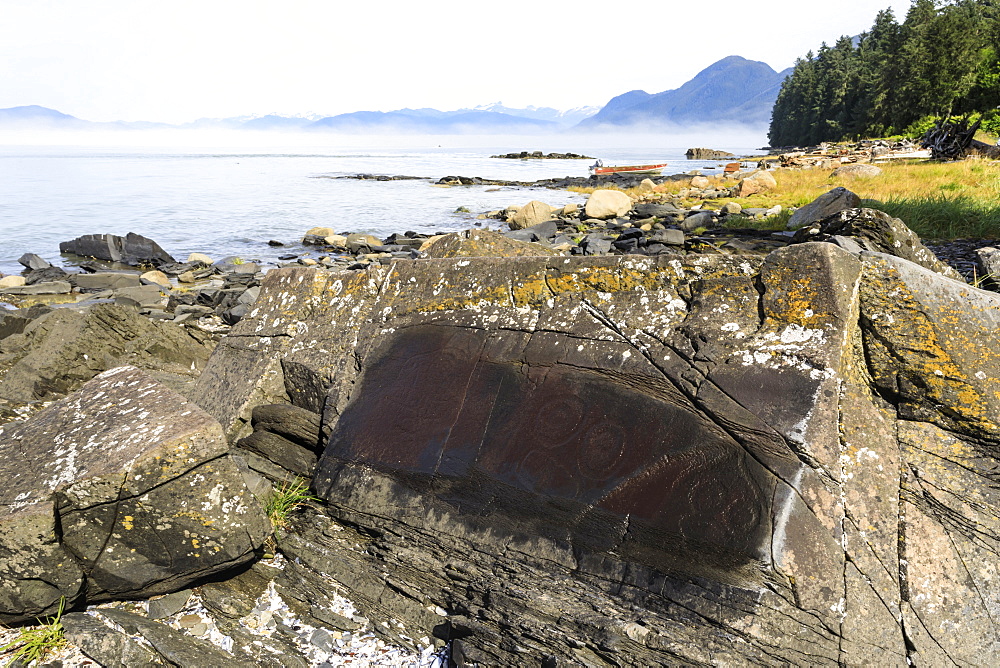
xmin=191 ymin=244 xmax=1000 ymax=665
xmin=0 ymin=366 xmax=268 ymax=623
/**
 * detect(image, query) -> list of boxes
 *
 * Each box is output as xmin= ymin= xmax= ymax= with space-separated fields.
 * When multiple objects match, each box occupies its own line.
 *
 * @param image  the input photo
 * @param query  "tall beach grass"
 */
xmin=570 ymin=159 xmax=1000 ymax=240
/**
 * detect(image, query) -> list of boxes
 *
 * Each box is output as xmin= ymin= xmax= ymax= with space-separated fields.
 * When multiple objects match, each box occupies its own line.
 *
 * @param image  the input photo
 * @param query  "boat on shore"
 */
xmin=589 ymin=160 xmax=667 ymax=176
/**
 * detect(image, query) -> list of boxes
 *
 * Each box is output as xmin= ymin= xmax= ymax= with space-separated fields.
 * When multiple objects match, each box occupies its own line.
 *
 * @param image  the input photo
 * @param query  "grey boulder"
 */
xmin=786 ymin=186 xmax=861 ymax=229
xmin=0 ymin=366 xmax=269 ymax=623
xmin=59 ymin=232 xmax=176 ymax=267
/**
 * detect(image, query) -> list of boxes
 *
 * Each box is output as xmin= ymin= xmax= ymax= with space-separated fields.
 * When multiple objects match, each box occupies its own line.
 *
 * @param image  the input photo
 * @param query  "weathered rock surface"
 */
xmin=421 ymin=229 xmax=557 ymax=260
xmin=0 ymin=366 xmax=269 ymax=624
xmin=791 ymin=207 xmax=964 ymax=280
xmin=187 ymin=233 xmax=1000 ymax=665
xmin=59 ymin=232 xmax=176 ymax=267
xmin=786 ymin=186 xmax=862 ymax=229
xmin=0 ymin=303 xmax=214 ymax=403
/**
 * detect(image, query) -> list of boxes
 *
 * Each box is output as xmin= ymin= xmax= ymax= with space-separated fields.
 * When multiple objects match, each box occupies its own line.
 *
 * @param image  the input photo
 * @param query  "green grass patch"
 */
xmin=722 ymin=211 xmax=792 ymax=232
xmin=2 ymin=598 xmax=67 ymax=667
xmin=868 ymin=194 xmax=1000 ymax=240
xmin=264 ymin=478 xmax=319 ymax=532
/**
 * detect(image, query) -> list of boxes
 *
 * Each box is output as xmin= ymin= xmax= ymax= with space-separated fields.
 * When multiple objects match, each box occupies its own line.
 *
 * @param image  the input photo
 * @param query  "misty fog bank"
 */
xmin=0 ymin=124 xmax=769 ymax=154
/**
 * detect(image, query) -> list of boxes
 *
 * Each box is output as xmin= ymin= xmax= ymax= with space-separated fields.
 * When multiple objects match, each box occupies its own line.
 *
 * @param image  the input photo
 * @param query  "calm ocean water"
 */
xmin=0 ymin=131 xmax=766 ymax=276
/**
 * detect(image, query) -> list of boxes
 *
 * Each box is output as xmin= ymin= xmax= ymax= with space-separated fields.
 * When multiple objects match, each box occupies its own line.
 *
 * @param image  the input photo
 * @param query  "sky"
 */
xmin=0 ymin=0 xmax=915 ymax=124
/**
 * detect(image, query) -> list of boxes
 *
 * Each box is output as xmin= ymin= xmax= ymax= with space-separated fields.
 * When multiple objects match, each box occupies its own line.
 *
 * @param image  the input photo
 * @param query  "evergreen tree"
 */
xmin=768 ymin=0 xmax=999 ymax=145
xmin=859 ymin=9 xmax=902 ymax=135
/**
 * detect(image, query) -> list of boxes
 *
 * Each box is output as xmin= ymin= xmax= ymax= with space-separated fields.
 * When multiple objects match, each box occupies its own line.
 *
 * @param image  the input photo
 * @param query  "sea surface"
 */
xmin=0 ymin=131 xmax=767 ymax=276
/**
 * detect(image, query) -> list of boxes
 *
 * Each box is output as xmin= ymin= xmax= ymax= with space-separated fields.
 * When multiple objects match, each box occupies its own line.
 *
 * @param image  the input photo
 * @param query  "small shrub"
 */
xmin=1 ymin=598 xmax=67 ymax=667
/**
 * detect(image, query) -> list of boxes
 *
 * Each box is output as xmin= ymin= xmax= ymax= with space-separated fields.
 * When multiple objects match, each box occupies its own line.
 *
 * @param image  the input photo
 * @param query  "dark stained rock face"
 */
xmin=0 ymin=366 xmax=269 ymax=624
xmin=322 ymin=323 xmax=773 ymax=578
xmin=192 ymin=242 xmax=1000 ymax=665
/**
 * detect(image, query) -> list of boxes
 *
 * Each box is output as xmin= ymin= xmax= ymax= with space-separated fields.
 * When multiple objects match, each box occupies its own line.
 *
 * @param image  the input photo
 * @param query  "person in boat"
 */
xmin=591 ymin=159 xmax=603 ymax=170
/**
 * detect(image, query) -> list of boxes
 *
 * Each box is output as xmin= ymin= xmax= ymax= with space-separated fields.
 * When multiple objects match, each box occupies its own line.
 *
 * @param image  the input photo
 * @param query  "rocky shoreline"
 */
xmin=3 ymin=165 xmax=1000 ymax=666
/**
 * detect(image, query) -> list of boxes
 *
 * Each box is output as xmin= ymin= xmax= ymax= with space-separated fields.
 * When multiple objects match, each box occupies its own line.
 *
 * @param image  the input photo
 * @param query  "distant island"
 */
xmin=0 ymin=56 xmax=788 ymax=134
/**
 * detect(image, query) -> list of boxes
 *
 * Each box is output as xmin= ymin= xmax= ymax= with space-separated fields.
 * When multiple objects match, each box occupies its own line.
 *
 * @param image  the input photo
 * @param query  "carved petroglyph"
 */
xmin=324 ymin=324 xmax=773 ymax=574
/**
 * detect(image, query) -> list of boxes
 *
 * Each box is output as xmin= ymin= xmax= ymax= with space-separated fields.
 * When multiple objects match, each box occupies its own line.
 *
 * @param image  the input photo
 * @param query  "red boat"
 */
xmin=589 ymin=160 xmax=667 ymax=176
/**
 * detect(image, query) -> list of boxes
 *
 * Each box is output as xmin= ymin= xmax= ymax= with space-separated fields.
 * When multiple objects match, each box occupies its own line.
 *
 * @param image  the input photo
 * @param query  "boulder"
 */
xmin=584 ymin=189 xmax=633 ymax=219
xmin=787 ymin=187 xmax=862 ymax=229
xmin=975 ymin=246 xmax=1000 ymax=286
xmin=737 ymin=169 xmax=778 ymax=196
xmin=24 ymin=266 xmax=69 ymax=285
xmin=721 ymin=201 xmax=743 ymax=215
xmin=250 ymin=403 xmax=324 ymax=450
xmin=344 ymin=233 xmax=383 ymax=253
xmin=0 ymin=280 xmax=71 ymax=295
xmin=17 ymin=253 xmax=51 ymax=271
xmin=115 ymin=284 xmax=170 ymax=310
xmin=189 ymin=229 xmax=1000 ymax=664
xmin=648 ymin=228 xmax=685 ymax=246
xmin=507 ymin=200 xmax=554 ymax=230
xmin=420 ymin=229 xmax=558 ymax=260
xmin=791 ymin=207 xmax=963 ymax=280
xmin=680 ymin=210 xmax=716 ymax=231
xmin=59 ymin=232 xmax=176 ymax=267
xmin=62 ymin=611 xmax=171 ymax=666
xmin=140 ymin=270 xmax=172 ymax=288
xmin=187 ymin=252 xmax=213 ymax=265
xmin=0 ymin=275 xmax=25 ymax=289
xmin=303 ymin=227 xmax=335 ymax=245
xmin=70 ymin=272 xmax=142 ymax=291
xmin=633 ymin=202 xmax=682 ymax=219
xmin=0 ymin=366 xmax=269 ymax=623
xmin=690 ymin=175 xmax=711 ymax=189
xmin=0 ymin=303 xmax=214 ymax=402
xmin=832 ymin=163 xmax=882 ymax=178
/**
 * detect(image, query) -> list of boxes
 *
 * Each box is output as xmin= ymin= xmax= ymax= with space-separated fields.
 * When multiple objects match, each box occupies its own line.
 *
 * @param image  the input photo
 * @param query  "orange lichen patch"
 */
xmin=543 ymin=266 xmax=674 ymax=298
xmin=861 ymin=262 xmax=1000 ymax=439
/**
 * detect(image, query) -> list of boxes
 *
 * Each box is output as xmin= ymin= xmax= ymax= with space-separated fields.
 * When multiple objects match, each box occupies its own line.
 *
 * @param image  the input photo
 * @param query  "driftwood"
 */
xmin=970 ymin=139 xmax=1000 ymax=160
xmin=920 ymin=117 xmax=981 ymax=160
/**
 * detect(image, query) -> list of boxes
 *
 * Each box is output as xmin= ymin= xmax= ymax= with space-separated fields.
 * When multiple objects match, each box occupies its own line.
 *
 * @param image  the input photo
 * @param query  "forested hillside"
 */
xmin=768 ymin=0 xmax=1000 ymax=146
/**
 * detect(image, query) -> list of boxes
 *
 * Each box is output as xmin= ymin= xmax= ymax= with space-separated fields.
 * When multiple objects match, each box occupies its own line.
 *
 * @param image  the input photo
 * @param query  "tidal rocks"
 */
xmin=0 ymin=366 xmax=269 ymax=624
xmin=59 ymin=232 xmax=176 ymax=267
xmin=686 ymin=147 xmax=736 ymax=159
xmin=490 ymin=151 xmax=594 ymax=159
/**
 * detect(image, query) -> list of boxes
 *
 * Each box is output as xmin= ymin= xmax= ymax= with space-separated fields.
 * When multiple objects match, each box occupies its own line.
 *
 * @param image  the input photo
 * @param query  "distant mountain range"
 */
xmin=0 ymin=56 xmax=789 ymax=133
xmin=579 ymin=56 xmax=792 ymax=129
